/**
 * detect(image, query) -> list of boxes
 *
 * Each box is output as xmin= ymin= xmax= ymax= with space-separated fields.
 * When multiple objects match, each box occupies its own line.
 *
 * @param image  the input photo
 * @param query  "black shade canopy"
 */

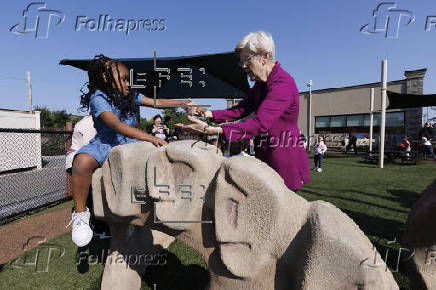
xmin=60 ymin=51 xmax=249 ymax=99
xmin=387 ymin=91 xmax=436 ymax=109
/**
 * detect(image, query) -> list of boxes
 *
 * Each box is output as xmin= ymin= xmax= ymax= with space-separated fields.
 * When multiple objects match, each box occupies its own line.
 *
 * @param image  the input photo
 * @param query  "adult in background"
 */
xmin=177 ymin=31 xmax=311 ymax=191
xmin=422 ymin=137 xmax=436 ymax=160
xmin=151 ymin=114 xmax=169 ymax=140
xmin=419 ymin=122 xmax=435 ymax=140
xmin=345 ymin=133 xmax=358 ymax=155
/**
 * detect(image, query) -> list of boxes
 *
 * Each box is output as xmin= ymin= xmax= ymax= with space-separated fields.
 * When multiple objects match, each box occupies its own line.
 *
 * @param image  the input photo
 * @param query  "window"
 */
xmin=346 ymin=115 xmax=364 ymax=127
xmin=386 ymin=112 xmax=404 ymax=127
xmin=314 ymin=112 xmax=404 ymax=134
xmin=330 ymin=116 xmax=346 ymax=127
xmin=364 ymin=115 xmax=370 ymax=127
xmin=363 ymin=114 xmax=380 ymax=126
xmin=315 ymin=116 xmax=330 ymax=128
xmin=373 ymin=114 xmax=381 ymax=126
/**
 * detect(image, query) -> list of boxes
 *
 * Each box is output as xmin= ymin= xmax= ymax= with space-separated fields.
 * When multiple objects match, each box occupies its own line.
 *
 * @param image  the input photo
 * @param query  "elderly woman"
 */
xmin=177 ymin=31 xmax=310 ymax=191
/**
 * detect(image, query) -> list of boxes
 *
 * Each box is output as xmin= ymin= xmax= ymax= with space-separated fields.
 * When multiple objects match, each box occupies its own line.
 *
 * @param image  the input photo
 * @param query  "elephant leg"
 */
xmin=101 ymin=249 xmax=142 ymax=290
xmin=151 ymin=230 xmax=175 ymax=249
xmin=101 ymin=222 xmax=158 ymax=290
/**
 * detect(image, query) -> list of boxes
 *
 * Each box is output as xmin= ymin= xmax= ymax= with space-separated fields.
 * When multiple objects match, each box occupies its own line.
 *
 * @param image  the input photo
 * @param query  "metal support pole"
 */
xmin=369 ymin=88 xmax=374 ymax=152
xmin=379 ymin=60 xmax=387 ymax=168
xmin=27 ymin=71 xmax=32 ymax=113
xmin=307 ymin=80 xmax=313 ymax=151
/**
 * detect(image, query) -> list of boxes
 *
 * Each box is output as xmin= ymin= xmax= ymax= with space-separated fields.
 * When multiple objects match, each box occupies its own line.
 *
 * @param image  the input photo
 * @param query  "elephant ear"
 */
xmin=146 ymin=140 xmax=223 ymax=230
xmin=95 ymin=141 xmax=156 ymax=225
xmin=213 ymin=156 xmax=292 ymax=279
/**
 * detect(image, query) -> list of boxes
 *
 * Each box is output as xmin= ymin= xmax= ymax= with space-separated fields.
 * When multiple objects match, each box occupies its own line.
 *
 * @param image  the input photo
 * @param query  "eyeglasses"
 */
xmin=238 ymin=54 xmax=256 ymax=67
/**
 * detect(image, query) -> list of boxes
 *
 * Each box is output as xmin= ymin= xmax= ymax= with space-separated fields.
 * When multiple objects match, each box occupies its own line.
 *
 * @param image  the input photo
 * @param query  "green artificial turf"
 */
xmin=1 ymin=155 xmax=434 ymax=289
xmin=0 ymin=233 xmax=208 ymax=290
xmin=300 ymin=155 xmax=435 ymax=289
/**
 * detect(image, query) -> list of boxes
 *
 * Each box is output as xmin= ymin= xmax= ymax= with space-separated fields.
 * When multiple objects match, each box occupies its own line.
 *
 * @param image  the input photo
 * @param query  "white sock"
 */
xmin=73 ymin=208 xmax=89 ymax=217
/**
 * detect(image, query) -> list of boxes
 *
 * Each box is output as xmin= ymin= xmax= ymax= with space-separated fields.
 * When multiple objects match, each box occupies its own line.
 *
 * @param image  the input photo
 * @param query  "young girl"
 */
xmin=69 ymin=55 xmax=194 ymax=247
xmin=312 ymin=135 xmax=327 ymax=172
xmin=400 ymin=136 xmax=411 ymax=157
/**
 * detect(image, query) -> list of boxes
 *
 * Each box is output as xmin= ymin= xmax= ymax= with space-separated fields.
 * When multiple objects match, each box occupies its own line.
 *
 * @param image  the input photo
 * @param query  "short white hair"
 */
xmin=235 ymin=31 xmax=276 ymax=62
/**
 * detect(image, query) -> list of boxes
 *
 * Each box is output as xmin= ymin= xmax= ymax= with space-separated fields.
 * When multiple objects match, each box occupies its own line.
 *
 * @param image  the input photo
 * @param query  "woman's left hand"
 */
xmin=175 ymin=115 xmax=221 ymax=135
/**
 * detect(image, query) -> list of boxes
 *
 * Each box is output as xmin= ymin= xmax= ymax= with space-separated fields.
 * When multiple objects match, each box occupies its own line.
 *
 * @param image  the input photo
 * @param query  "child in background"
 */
xmin=65 ymin=114 xmax=96 ymax=174
xmin=69 ymin=55 xmax=194 ymax=247
xmin=312 ymin=135 xmax=327 ymax=172
xmin=422 ymin=137 xmax=436 ymax=160
xmin=399 ymin=136 xmax=411 ymax=157
xmin=223 ymin=139 xmax=252 ymax=158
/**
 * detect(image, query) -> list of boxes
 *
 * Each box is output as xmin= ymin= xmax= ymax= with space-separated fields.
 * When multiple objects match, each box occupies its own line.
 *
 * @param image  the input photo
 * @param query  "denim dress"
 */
xmin=75 ymin=90 xmax=144 ymax=165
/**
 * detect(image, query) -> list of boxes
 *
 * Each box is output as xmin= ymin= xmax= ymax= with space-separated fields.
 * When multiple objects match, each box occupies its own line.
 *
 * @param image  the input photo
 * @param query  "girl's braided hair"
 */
xmin=79 ymin=54 xmax=137 ymax=120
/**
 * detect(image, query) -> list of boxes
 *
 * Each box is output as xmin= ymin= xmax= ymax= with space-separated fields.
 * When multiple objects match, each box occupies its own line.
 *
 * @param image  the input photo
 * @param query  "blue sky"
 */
xmin=1 ymin=0 xmax=436 ymax=120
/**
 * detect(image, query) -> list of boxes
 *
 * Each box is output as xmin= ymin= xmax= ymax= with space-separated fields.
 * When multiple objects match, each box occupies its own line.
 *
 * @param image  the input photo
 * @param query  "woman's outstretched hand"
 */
xmin=175 ymin=115 xmax=210 ymax=134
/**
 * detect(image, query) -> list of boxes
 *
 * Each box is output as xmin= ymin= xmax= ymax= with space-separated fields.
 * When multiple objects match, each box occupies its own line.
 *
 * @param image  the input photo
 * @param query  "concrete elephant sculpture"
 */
xmin=208 ymin=156 xmax=399 ymax=290
xmin=92 ymin=140 xmax=399 ymax=290
xmin=402 ymin=179 xmax=436 ymax=290
xmin=92 ymin=141 xmax=176 ymax=290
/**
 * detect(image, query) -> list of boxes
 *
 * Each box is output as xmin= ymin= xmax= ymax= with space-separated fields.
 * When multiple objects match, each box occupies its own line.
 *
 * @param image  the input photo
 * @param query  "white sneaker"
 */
xmin=317 ymin=168 xmax=323 ymax=172
xmin=312 ymin=167 xmax=318 ymax=171
xmin=68 ymin=208 xmax=93 ymax=247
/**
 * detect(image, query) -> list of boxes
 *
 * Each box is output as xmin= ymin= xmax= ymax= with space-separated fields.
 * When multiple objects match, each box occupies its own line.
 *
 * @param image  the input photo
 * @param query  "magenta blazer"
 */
xmin=211 ymin=62 xmax=311 ymax=191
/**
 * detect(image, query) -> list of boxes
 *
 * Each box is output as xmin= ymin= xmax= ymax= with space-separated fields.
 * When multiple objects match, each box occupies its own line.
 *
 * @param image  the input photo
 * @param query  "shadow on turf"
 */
xmin=142 ymin=251 xmax=209 ymax=290
xmin=342 ymin=210 xmax=404 ymax=243
xmin=304 ymin=186 xmax=400 ymax=202
xmin=302 ymin=185 xmax=421 ymax=210
xmin=75 ymin=238 xmax=210 ymax=290
xmin=300 ymin=188 xmax=409 ymax=214
xmin=321 ymin=159 xmax=378 ymax=168
xmin=75 ymin=235 xmax=111 ymax=274
xmin=387 ymin=190 xmax=420 ymax=209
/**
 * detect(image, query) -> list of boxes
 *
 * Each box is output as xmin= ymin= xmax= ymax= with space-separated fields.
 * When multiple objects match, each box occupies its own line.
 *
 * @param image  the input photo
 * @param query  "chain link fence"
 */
xmin=0 ymin=128 xmax=72 ymax=224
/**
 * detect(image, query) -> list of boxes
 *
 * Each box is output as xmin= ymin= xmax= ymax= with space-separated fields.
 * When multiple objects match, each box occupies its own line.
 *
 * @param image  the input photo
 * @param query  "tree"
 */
xmin=34 ymin=106 xmax=83 ymax=129
xmin=35 ymin=106 xmax=54 ymax=128
xmin=138 ymin=117 xmax=154 ymax=133
xmin=161 ymin=108 xmax=189 ymax=129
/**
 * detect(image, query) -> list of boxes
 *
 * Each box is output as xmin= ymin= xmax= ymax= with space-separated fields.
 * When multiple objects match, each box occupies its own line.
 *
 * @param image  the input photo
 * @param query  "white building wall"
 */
xmin=0 ymin=110 xmax=42 ymax=172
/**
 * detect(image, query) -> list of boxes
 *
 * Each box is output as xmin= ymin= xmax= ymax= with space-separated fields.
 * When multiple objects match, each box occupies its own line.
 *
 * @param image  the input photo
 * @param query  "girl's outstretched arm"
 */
xmin=99 ymin=111 xmax=166 ymax=147
xmin=140 ymin=96 xmax=192 ymax=108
